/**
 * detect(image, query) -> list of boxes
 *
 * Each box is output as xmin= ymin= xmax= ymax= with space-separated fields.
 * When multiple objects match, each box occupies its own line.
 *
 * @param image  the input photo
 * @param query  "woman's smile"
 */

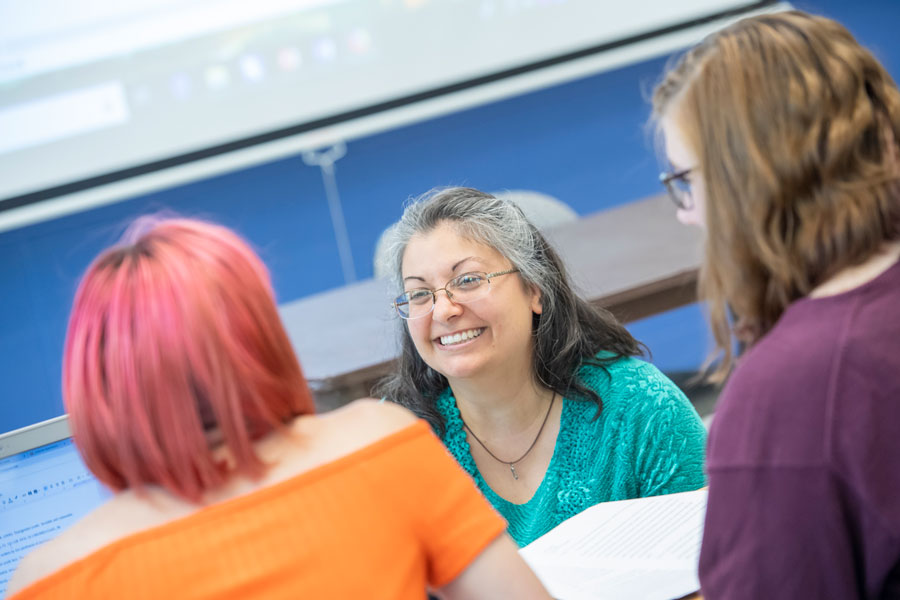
xmin=401 ymin=221 xmax=540 ymax=381
xmin=435 ymin=327 xmax=486 ymax=348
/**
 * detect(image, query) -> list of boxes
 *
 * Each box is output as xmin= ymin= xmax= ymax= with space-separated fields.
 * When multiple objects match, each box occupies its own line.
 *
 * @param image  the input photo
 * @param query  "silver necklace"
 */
xmin=461 ymin=392 xmax=556 ymax=480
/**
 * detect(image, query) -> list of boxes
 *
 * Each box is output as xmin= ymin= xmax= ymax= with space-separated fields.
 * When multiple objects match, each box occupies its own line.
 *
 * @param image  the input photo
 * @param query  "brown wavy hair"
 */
xmin=652 ymin=10 xmax=900 ymax=381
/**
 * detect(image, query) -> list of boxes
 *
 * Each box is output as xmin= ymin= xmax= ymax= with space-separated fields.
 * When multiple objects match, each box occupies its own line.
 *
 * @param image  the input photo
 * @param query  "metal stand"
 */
xmin=302 ymin=142 xmax=357 ymax=284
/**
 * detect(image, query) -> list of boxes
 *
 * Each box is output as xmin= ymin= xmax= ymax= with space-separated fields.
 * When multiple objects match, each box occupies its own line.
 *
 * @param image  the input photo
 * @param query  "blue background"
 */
xmin=2 ymin=0 xmax=897 ymax=432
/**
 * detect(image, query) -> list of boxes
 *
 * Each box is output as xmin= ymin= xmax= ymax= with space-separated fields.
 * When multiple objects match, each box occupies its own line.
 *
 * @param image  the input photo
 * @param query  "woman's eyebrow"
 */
xmin=402 ymin=256 xmax=486 ymax=283
xmin=451 ymin=256 xmax=482 ymax=272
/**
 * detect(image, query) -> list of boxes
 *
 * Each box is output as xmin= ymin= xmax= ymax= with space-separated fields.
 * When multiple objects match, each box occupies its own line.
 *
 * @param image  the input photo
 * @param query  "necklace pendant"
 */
xmin=510 ymin=463 xmax=519 ymax=480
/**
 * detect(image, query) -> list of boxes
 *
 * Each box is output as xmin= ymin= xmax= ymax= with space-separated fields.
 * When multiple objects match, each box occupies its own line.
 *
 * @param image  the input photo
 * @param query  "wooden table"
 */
xmin=279 ymin=193 xmax=702 ymax=399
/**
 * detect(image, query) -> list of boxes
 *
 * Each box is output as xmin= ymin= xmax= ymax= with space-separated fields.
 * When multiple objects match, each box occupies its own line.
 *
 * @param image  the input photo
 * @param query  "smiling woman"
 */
xmin=375 ymin=187 xmax=708 ymax=546
xmin=6 ymin=216 xmax=552 ymax=600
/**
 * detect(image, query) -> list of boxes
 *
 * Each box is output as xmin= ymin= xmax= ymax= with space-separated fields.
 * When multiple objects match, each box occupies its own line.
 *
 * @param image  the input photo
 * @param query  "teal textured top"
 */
xmin=436 ymin=356 xmax=707 ymax=547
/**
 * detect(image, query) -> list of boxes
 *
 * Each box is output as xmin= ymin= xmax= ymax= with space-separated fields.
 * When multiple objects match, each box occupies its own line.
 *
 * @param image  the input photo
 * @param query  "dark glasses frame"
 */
xmin=659 ymin=168 xmax=695 ymax=211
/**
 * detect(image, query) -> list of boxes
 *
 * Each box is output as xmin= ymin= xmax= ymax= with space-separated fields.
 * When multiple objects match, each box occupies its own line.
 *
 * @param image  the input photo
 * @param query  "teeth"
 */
xmin=440 ymin=328 xmax=484 ymax=346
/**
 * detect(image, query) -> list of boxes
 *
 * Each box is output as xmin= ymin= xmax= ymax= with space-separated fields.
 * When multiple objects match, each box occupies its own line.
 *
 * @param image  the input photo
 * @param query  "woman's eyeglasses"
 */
xmin=659 ymin=168 xmax=695 ymax=211
xmin=392 ymin=269 xmax=519 ymax=319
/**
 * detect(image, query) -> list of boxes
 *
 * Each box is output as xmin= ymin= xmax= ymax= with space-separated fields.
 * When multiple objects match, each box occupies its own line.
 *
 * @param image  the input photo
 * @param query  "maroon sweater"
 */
xmin=699 ymin=258 xmax=900 ymax=599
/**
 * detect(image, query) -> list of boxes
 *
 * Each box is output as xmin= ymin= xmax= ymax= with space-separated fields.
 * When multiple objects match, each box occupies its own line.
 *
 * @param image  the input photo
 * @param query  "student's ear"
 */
xmin=530 ymin=285 xmax=543 ymax=316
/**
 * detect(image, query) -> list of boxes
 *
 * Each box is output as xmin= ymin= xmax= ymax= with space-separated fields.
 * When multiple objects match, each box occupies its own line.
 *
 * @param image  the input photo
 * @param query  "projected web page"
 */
xmin=1 ymin=0 xmax=341 ymax=84
xmin=0 ymin=438 xmax=110 ymax=599
xmin=0 ymin=0 xmax=772 ymax=205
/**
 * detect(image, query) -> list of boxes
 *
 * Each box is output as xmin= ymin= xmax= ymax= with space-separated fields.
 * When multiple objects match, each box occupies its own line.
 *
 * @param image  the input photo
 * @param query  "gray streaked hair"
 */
xmin=374 ymin=187 xmax=643 ymax=434
xmin=381 ymin=187 xmax=563 ymax=318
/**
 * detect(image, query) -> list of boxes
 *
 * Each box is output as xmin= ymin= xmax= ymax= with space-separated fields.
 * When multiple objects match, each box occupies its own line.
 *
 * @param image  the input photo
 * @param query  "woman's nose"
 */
xmin=431 ymin=289 xmax=463 ymax=321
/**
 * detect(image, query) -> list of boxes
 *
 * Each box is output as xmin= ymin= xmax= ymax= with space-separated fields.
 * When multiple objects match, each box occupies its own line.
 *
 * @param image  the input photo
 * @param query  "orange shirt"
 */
xmin=10 ymin=421 xmax=505 ymax=599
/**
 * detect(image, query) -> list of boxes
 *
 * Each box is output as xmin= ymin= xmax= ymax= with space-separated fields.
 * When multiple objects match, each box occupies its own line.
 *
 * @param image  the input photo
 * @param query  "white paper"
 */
xmin=519 ymin=489 xmax=707 ymax=600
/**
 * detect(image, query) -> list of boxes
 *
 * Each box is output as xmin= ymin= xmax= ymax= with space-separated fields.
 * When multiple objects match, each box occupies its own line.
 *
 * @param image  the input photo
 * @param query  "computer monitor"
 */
xmin=0 ymin=417 xmax=111 ymax=599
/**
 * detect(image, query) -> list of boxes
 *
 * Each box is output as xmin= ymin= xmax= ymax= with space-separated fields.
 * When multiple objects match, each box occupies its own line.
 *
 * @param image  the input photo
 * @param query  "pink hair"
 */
xmin=63 ymin=217 xmax=314 ymax=502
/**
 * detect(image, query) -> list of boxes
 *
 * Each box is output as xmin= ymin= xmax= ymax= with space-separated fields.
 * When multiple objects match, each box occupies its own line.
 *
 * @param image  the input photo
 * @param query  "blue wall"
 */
xmin=2 ymin=0 xmax=897 ymax=432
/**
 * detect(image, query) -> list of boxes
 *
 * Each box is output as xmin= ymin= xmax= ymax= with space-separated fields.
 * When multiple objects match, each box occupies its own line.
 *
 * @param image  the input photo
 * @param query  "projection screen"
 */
xmin=0 ymin=0 xmax=781 ymax=227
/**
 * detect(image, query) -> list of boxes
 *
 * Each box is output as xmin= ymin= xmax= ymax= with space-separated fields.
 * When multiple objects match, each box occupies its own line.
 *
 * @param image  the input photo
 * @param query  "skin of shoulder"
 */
xmin=7 ymin=545 xmax=45 ymax=597
xmin=266 ymin=399 xmax=421 ymax=485
xmin=323 ymin=398 xmax=419 ymax=444
xmin=7 ymin=400 xmax=419 ymax=597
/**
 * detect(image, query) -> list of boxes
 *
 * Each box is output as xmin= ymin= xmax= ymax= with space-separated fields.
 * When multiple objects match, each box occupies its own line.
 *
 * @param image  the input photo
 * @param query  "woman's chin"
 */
xmin=429 ymin=356 xmax=486 ymax=383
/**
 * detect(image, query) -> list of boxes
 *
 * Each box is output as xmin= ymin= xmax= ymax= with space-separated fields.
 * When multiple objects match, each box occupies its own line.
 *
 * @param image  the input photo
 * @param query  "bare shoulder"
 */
xmin=6 ymin=490 xmax=190 ymax=597
xmin=329 ymin=398 xmax=418 ymax=436
xmin=313 ymin=399 xmax=418 ymax=452
xmin=259 ymin=401 xmax=420 ymax=484
xmin=6 ymin=526 xmax=77 ymax=596
xmin=7 ymin=545 xmax=43 ymax=596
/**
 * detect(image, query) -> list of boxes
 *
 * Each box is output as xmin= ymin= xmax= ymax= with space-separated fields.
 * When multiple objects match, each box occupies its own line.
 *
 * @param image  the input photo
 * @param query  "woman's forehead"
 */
xmin=661 ymin=118 xmax=691 ymax=166
xmin=401 ymin=223 xmax=504 ymax=277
